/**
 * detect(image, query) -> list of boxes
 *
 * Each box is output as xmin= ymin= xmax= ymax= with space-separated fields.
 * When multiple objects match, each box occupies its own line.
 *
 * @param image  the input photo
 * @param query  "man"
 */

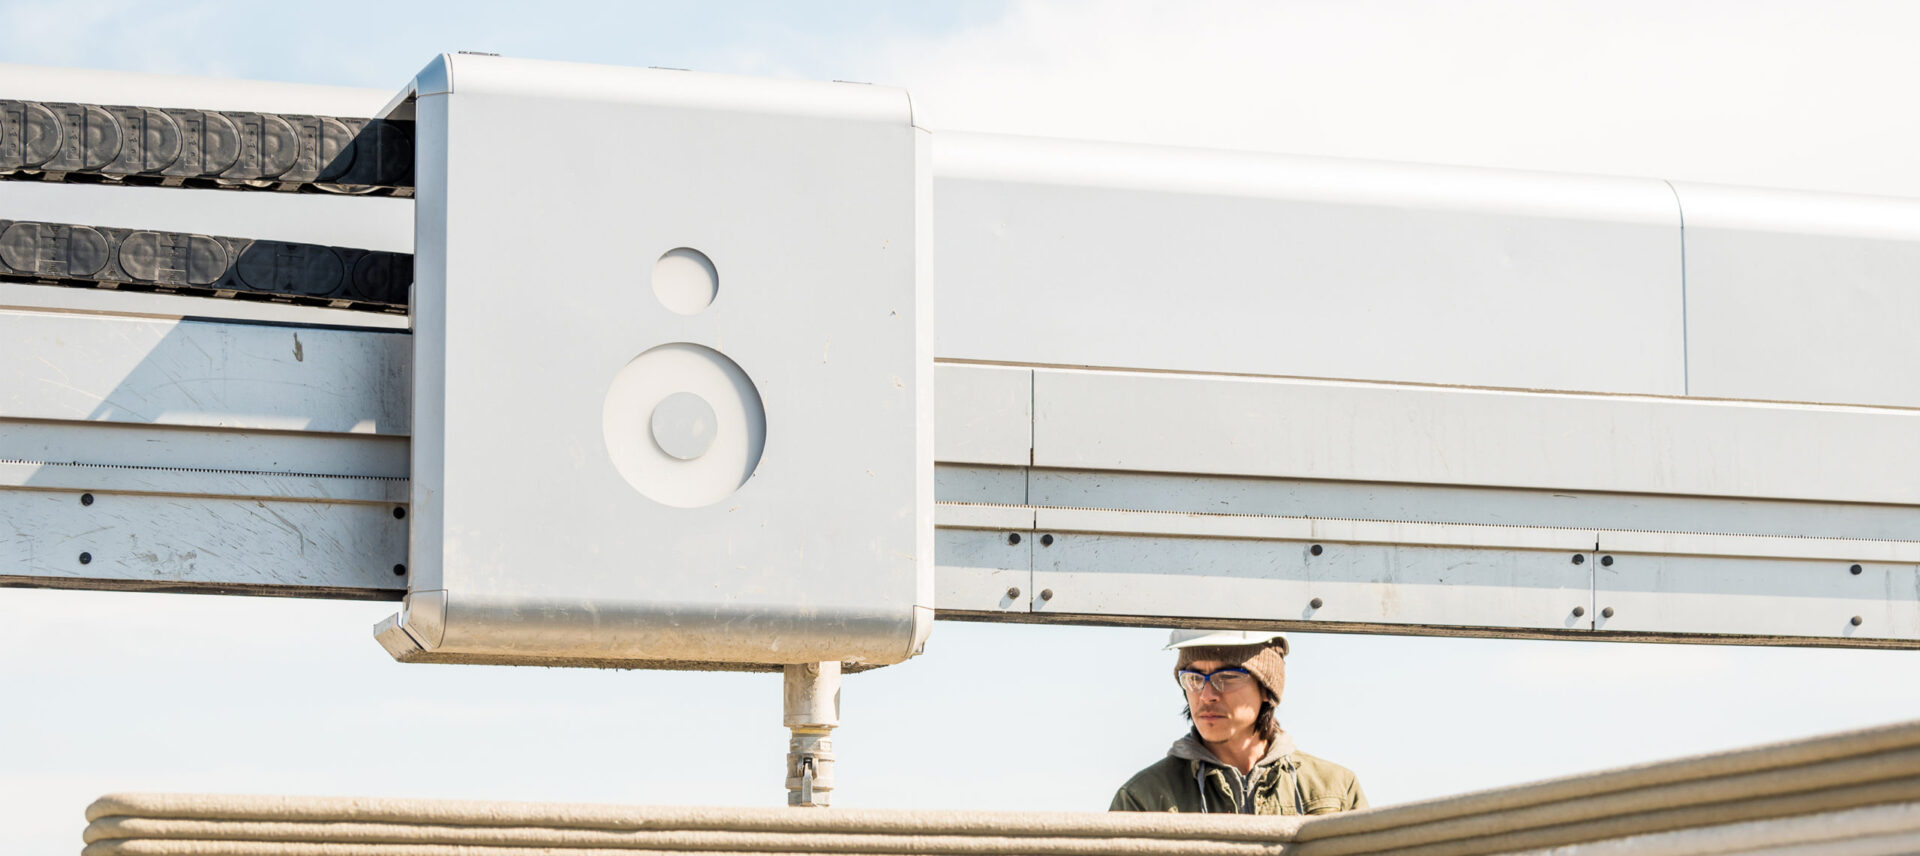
xmin=1110 ymin=630 xmax=1367 ymax=815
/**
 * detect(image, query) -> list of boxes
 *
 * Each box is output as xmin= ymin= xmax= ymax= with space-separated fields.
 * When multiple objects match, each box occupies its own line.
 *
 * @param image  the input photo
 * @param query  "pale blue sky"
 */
xmin=5 ymin=1 xmax=1920 ymax=852
xmin=0 ymin=1 xmax=1010 ymax=87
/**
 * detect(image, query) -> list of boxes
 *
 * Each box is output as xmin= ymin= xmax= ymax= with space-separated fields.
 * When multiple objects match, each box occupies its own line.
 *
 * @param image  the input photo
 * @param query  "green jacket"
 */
xmin=1110 ymin=729 xmax=1367 ymax=816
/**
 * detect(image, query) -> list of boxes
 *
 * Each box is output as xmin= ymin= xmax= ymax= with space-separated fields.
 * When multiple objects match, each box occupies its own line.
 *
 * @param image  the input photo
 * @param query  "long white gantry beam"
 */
xmin=3 ymin=63 xmax=1918 ymax=650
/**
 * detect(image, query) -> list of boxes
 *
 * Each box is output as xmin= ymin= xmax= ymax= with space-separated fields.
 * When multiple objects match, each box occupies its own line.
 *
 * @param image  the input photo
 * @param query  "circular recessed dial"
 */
xmin=603 ymin=343 xmax=765 ymax=508
xmin=652 ymin=247 xmax=718 ymax=315
xmin=651 ymin=391 xmax=719 ymax=460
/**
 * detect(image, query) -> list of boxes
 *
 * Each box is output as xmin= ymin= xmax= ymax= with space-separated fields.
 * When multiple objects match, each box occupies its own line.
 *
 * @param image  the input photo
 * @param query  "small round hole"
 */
xmin=652 ymin=247 xmax=718 ymax=315
xmin=392 ymin=564 xmax=407 ymax=576
xmin=393 ymin=507 xmax=407 ymax=519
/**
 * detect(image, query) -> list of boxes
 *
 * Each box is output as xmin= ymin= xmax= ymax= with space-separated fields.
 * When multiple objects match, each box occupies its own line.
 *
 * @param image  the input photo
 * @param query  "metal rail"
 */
xmin=2 ymin=296 xmax=1917 ymax=649
xmin=0 ymin=100 xmax=411 ymax=195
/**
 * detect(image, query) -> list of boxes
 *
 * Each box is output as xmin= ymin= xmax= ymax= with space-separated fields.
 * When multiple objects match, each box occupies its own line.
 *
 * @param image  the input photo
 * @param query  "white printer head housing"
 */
xmin=375 ymin=54 xmax=933 ymax=670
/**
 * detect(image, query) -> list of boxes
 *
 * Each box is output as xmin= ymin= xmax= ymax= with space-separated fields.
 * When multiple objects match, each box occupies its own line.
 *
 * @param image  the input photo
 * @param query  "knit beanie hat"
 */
xmin=1175 ymin=641 xmax=1287 ymax=703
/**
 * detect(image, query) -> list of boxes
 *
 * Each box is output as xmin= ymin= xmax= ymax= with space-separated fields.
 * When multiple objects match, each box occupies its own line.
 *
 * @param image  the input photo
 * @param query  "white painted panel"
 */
xmin=0 ymin=282 xmax=409 ymax=329
xmin=1028 ymin=532 xmax=1593 ymax=631
xmin=1678 ymin=183 xmax=1920 ymax=408
xmin=934 ymin=527 xmax=1031 ymax=614
xmin=0 ymin=488 xmax=407 ymax=593
xmin=1593 ymin=553 xmax=1920 ymax=642
xmin=0 ymin=420 xmax=407 ymax=479
xmin=0 ymin=309 xmax=409 ymax=434
xmin=1038 ymin=506 xmax=1598 ymax=550
xmin=935 ymin=132 xmax=1685 ymax=394
xmin=0 ymin=460 xmax=404 ymax=504
xmin=1597 ymin=530 xmax=1920 ymax=564
xmin=934 ymin=465 xmax=1025 ymax=506
xmin=1033 ymin=368 xmax=1920 ymax=504
xmin=1036 ymin=506 xmax=1915 ymax=563
xmin=933 ymin=363 xmax=1030 ymax=466
xmin=1029 ymin=469 xmax=1920 ymax=543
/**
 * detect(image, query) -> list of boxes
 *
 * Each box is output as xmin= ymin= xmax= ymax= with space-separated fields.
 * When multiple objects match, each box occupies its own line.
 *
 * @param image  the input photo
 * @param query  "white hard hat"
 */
xmin=1166 ymin=629 xmax=1289 ymax=656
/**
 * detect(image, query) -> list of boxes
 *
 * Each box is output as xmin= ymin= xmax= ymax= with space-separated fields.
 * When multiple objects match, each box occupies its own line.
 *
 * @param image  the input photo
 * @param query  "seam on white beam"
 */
xmin=1011 ymin=506 xmax=1920 ymax=563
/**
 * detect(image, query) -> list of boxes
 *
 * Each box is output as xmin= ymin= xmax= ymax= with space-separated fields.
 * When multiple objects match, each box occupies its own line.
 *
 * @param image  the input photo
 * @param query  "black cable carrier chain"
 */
xmin=0 ymin=100 xmax=413 ymax=194
xmin=0 ymin=219 xmax=411 ymax=312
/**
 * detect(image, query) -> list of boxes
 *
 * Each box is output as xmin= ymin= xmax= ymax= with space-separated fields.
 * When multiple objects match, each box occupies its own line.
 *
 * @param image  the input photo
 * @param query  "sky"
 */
xmin=5 ymin=0 xmax=1920 ymax=851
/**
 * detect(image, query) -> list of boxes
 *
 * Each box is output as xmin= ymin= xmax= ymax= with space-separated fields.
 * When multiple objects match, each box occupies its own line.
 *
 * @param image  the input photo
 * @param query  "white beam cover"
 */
xmin=4 ymin=63 xmax=1920 ymax=651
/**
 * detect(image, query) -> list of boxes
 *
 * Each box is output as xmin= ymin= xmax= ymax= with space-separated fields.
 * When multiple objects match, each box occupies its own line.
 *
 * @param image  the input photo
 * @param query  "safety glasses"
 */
xmin=1175 ymin=667 xmax=1254 ymax=695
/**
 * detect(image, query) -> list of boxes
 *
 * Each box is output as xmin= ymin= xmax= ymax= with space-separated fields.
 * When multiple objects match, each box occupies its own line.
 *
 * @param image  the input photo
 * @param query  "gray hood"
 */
xmin=1169 ymin=727 xmax=1298 ymax=771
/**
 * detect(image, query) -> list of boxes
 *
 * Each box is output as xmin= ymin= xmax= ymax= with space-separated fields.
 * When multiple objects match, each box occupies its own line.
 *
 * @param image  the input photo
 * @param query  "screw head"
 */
xmin=79 ymin=552 xmax=92 ymax=565
xmin=1601 ymin=607 xmax=1615 ymax=619
xmin=1005 ymin=587 xmax=1021 ymax=599
xmin=1600 ymin=555 xmax=1614 ymax=567
xmin=1572 ymin=554 xmax=1586 ymax=565
xmin=80 ymin=493 xmax=94 ymax=506
xmin=392 ymin=563 xmax=406 ymax=576
xmin=1039 ymin=589 xmax=1054 ymax=601
xmin=1572 ymin=606 xmax=1586 ymax=617
xmin=1040 ymin=534 xmax=1054 ymax=547
xmin=1309 ymin=544 xmax=1323 ymax=556
xmin=1008 ymin=533 xmax=1022 ymax=545
xmin=1850 ymin=564 xmax=1863 ymax=575
xmin=1852 ymin=615 xmax=1864 ymax=627
xmin=1309 ymin=597 xmax=1324 ymax=610
xmin=393 ymin=507 xmax=407 ymax=519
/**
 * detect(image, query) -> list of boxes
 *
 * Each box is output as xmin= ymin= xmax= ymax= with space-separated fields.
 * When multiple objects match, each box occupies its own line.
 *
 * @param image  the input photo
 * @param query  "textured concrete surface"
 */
xmin=80 ymin=718 xmax=1920 ymax=856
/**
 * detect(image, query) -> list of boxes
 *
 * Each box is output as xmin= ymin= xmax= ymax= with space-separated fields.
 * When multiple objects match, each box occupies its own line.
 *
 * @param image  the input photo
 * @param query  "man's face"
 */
xmin=1181 ymin=659 xmax=1266 ymax=745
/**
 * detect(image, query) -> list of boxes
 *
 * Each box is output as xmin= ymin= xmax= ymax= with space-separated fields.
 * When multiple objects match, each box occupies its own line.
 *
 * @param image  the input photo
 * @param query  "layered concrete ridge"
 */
xmin=80 ymin=718 xmax=1920 ymax=856
xmin=80 ymin=797 xmax=1305 ymax=855
xmin=1285 ymin=717 xmax=1920 ymax=855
